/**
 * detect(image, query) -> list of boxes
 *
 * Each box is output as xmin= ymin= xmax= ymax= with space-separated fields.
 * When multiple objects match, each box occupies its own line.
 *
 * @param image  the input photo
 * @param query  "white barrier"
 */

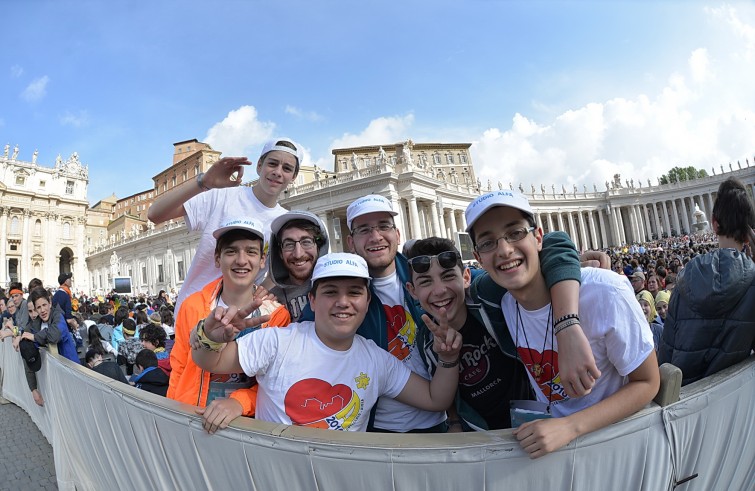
xmin=1 ymin=340 xmax=753 ymax=491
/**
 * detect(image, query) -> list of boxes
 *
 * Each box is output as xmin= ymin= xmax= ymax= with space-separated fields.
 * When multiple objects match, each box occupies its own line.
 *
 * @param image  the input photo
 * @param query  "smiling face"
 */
xmin=256 ymin=150 xmax=297 ymax=200
xmin=347 ymin=212 xmax=400 ymax=277
xmin=656 ymin=301 xmax=668 ymax=320
xmin=33 ymin=297 xmax=52 ymax=322
xmin=279 ymin=226 xmax=318 ymax=285
xmin=638 ymin=298 xmax=653 ymax=321
xmin=214 ymin=237 xmax=265 ymax=294
xmin=472 ymin=206 xmax=546 ymax=307
xmin=309 ymin=278 xmax=370 ymax=351
xmin=407 ymin=260 xmax=470 ymax=330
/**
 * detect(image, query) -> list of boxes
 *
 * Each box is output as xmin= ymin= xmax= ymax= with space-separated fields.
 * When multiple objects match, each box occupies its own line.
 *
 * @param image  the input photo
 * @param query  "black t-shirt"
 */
xmin=457 ymin=313 xmax=532 ymax=429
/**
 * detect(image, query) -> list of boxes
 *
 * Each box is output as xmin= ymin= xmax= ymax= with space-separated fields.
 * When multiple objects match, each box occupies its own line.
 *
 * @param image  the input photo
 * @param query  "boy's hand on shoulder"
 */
xmin=423 ymin=308 xmax=462 ymax=361
xmin=513 ymin=417 xmax=578 ymax=459
xmin=579 ymin=251 xmax=610 ymax=269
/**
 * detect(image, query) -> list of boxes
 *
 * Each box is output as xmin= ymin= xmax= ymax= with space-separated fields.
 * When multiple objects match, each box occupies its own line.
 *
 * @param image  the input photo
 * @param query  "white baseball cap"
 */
xmin=465 ymin=190 xmax=534 ymax=233
xmin=346 ymin=194 xmax=398 ymax=230
xmin=259 ymin=138 xmax=303 ymax=170
xmin=311 ymin=253 xmax=370 ymax=283
xmin=212 ymin=217 xmax=265 ymax=240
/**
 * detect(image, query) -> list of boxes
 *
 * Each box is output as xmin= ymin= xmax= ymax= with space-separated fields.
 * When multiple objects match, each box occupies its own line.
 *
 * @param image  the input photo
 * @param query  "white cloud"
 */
xmin=60 ymin=110 xmax=89 ymax=127
xmin=21 ymin=75 xmax=49 ymax=102
xmin=330 ymin=114 xmax=415 ymax=151
xmin=285 ymin=105 xmax=323 ymax=122
xmin=470 ymin=8 xmax=755 ymax=194
xmin=10 ymin=65 xmax=23 ymax=78
xmin=204 ymin=105 xmax=276 ymax=158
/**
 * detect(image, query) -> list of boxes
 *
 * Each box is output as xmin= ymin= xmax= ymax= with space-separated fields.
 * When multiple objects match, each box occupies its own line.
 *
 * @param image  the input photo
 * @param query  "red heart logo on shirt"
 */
xmin=285 ymin=379 xmax=353 ymax=425
xmin=517 ymin=348 xmax=560 ymax=395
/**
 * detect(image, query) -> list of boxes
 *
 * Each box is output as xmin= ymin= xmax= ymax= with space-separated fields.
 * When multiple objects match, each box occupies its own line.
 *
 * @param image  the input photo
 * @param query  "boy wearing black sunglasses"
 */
xmin=406 ymin=236 xmax=589 ymax=432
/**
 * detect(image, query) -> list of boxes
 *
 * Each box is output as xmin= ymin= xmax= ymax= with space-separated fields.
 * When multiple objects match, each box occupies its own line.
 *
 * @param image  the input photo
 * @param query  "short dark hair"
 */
xmin=8 ymin=282 xmax=23 ymax=292
xmin=114 ymin=306 xmax=130 ymax=326
xmin=139 ymin=324 xmax=166 ymax=349
xmin=278 ymin=219 xmax=325 ymax=248
xmin=29 ymin=287 xmax=50 ymax=306
xmin=85 ymin=349 xmax=101 ymax=364
xmin=214 ymin=229 xmax=264 ymax=257
xmin=135 ymin=349 xmax=158 ymax=369
xmin=406 ymin=237 xmax=464 ymax=281
xmin=28 ymin=278 xmax=43 ymax=291
xmin=713 ymin=178 xmax=755 ymax=243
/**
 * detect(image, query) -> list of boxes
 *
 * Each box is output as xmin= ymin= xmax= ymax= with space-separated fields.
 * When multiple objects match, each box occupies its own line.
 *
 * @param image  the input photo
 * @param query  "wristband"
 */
xmin=196 ymin=172 xmax=211 ymax=192
xmin=554 ymin=313 xmax=580 ymax=326
xmin=554 ymin=318 xmax=581 ymax=336
xmin=438 ymin=357 xmax=460 ymax=369
xmin=195 ymin=319 xmax=224 ymax=352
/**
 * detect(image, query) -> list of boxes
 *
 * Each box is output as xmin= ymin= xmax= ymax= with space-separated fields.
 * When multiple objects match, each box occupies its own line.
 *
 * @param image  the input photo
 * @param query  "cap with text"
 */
xmin=259 ymin=138 xmax=303 ymax=170
xmin=465 ymin=190 xmax=535 ymax=233
xmin=311 ymin=253 xmax=370 ymax=284
xmin=346 ymin=194 xmax=399 ymax=230
xmin=212 ymin=217 xmax=265 ymax=241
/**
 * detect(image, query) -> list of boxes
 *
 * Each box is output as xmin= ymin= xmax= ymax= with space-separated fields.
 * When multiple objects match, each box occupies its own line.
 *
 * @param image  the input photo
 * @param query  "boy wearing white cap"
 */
xmin=149 ymin=138 xmax=304 ymax=315
xmin=191 ymin=252 xmax=462 ymax=432
xmin=465 ymin=190 xmax=659 ymax=458
xmin=168 ymin=217 xmax=290 ymax=424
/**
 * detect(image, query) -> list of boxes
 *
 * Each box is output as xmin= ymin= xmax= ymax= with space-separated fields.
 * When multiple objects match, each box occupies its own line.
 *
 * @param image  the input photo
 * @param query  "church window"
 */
xmin=10 ymin=216 xmax=19 ymax=234
xmin=34 ymin=219 xmax=41 ymax=236
xmin=63 ymin=222 xmax=71 ymax=239
xmin=65 ymin=180 xmax=74 ymax=194
xmin=15 ymin=175 xmax=25 ymax=185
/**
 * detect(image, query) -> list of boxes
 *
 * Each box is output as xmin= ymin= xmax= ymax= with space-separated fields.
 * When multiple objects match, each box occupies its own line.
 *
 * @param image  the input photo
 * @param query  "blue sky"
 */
xmin=2 ymin=1 xmax=754 ymax=204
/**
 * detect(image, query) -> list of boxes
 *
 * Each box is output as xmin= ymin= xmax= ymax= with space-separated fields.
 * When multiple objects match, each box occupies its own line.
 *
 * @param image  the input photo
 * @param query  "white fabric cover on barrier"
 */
xmin=1 ymin=340 xmax=753 ymax=490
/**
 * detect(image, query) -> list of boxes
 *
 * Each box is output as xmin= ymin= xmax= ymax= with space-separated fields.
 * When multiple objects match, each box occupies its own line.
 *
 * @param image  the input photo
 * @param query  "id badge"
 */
xmin=509 ymin=400 xmax=552 ymax=428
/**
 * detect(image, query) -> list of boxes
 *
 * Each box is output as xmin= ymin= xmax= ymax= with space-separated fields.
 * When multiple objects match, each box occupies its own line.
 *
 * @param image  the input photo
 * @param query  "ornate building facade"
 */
xmin=0 ymin=145 xmax=90 ymax=289
xmin=4 ymin=138 xmax=753 ymax=295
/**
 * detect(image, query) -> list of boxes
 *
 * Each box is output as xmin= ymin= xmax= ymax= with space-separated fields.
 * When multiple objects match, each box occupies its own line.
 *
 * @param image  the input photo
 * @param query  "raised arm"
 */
xmin=540 ymin=232 xmax=601 ymax=396
xmin=147 ymin=156 xmax=250 ymax=224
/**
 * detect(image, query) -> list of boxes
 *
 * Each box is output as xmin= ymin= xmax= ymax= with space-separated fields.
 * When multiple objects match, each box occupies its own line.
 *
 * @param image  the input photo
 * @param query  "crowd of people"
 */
xmin=1 ymin=136 xmax=752 ymax=460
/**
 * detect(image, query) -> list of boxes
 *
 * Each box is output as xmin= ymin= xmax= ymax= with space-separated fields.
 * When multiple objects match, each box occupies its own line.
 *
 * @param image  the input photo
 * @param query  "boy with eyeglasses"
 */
xmin=345 ymin=194 xmax=599 ymax=433
xmin=466 ymin=190 xmax=659 ymax=458
xmin=267 ymin=211 xmax=329 ymax=322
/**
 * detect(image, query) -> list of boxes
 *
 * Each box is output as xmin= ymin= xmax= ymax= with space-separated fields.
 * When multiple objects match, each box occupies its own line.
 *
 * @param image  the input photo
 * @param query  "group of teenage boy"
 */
xmin=146 ymin=137 xmax=673 ymax=458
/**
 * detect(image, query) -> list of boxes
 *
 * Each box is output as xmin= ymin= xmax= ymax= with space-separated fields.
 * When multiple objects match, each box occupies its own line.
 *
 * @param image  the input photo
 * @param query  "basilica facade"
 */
xmin=2 ymin=138 xmax=753 ymax=295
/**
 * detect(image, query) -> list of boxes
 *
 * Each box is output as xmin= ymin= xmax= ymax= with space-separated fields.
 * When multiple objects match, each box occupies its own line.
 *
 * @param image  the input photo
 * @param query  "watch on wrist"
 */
xmin=196 ymin=172 xmax=211 ymax=191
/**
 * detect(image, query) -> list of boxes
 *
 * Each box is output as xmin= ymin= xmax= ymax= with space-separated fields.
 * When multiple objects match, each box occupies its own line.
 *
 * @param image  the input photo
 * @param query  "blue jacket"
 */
xmin=52 ymin=289 xmax=73 ymax=320
xmin=29 ymin=305 xmax=79 ymax=363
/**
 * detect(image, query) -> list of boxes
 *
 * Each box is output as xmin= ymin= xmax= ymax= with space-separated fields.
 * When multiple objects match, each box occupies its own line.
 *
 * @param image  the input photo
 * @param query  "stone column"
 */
xmin=597 ymin=209 xmax=608 ymax=248
xmin=616 ymin=207 xmax=627 ymax=244
xmin=577 ymin=211 xmax=589 ymax=250
xmin=0 ymin=208 xmax=6 ymax=286
xmin=535 ymin=213 xmax=543 ymax=231
xmin=679 ymin=197 xmax=691 ymax=235
xmin=446 ymin=209 xmax=458 ymax=239
xmin=566 ymin=212 xmax=579 ymax=250
xmin=556 ymin=212 xmax=565 ymax=232
xmin=546 ymin=213 xmax=554 ymax=234
xmin=610 ymin=207 xmax=621 ymax=246
xmin=670 ymin=200 xmax=681 ymax=235
xmin=641 ymin=204 xmax=652 ymax=240
xmin=429 ymin=203 xmax=441 ymax=238
xmin=705 ymin=193 xmax=715 ymax=223
xmin=651 ymin=202 xmax=662 ymax=238
xmin=21 ymin=210 xmax=31 ymax=283
xmin=390 ymin=197 xmax=407 ymax=240
xmin=459 ymin=209 xmax=468 ymax=231
xmin=660 ymin=202 xmax=671 ymax=239
xmin=587 ymin=211 xmax=598 ymax=249
xmin=627 ymin=206 xmax=638 ymax=243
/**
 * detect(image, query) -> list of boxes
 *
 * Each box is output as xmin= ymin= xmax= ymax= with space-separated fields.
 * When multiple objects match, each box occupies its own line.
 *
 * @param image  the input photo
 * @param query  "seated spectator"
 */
xmin=85 ymin=349 xmax=129 ymax=384
xmin=130 ymin=349 xmax=169 ymax=396
xmin=636 ymin=290 xmax=663 ymax=351
xmin=88 ymin=325 xmax=118 ymax=359
xmin=111 ymin=305 xmax=132 ymax=352
xmin=158 ymin=308 xmax=175 ymax=339
xmin=117 ymin=318 xmax=142 ymax=376
xmin=139 ymin=323 xmax=171 ymax=376
xmin=660 ymin=178 xmax=755 ymax=385
xmin=464 ymin=190 xmax=659 ymax=458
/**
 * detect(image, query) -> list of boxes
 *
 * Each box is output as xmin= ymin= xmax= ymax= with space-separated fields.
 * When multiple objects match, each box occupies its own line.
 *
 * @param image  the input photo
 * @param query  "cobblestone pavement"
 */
xmin=0 ymin=402 xmax=57 ymax=490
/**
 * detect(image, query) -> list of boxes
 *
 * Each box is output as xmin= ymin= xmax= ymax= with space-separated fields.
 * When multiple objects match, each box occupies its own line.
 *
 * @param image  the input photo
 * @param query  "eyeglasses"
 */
xmin=474 ymin=227 xmax=535 ymax=254
xmin=280 ymin=237 xmax=317 ymax=252
xmin=408 ymin=251 xmax=461 ymax=274
xmin=351 ymin=223 xmax=396 ymax=237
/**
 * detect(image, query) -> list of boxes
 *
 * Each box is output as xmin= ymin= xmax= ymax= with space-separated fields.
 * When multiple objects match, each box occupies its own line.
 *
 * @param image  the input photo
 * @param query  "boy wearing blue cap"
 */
xmin=192 ymin=252 xmax=462 ymax=432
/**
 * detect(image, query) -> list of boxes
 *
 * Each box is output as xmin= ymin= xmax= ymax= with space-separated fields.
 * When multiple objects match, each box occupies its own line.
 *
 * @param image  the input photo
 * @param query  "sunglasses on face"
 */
xmin=408 ymin=251 xmax=461 ymax=274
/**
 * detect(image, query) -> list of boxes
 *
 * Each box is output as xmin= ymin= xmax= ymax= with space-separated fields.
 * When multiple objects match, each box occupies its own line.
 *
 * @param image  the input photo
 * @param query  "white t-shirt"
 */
xmin=501 ymin=267 xmax=654 ymax=418
xmin=176 ymin=186 xmax=287 ymax=314
xmin=370 ymin=272 xmax=446 ymax=431
xmin=237 ymin=322 xmax=411 ymax=432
